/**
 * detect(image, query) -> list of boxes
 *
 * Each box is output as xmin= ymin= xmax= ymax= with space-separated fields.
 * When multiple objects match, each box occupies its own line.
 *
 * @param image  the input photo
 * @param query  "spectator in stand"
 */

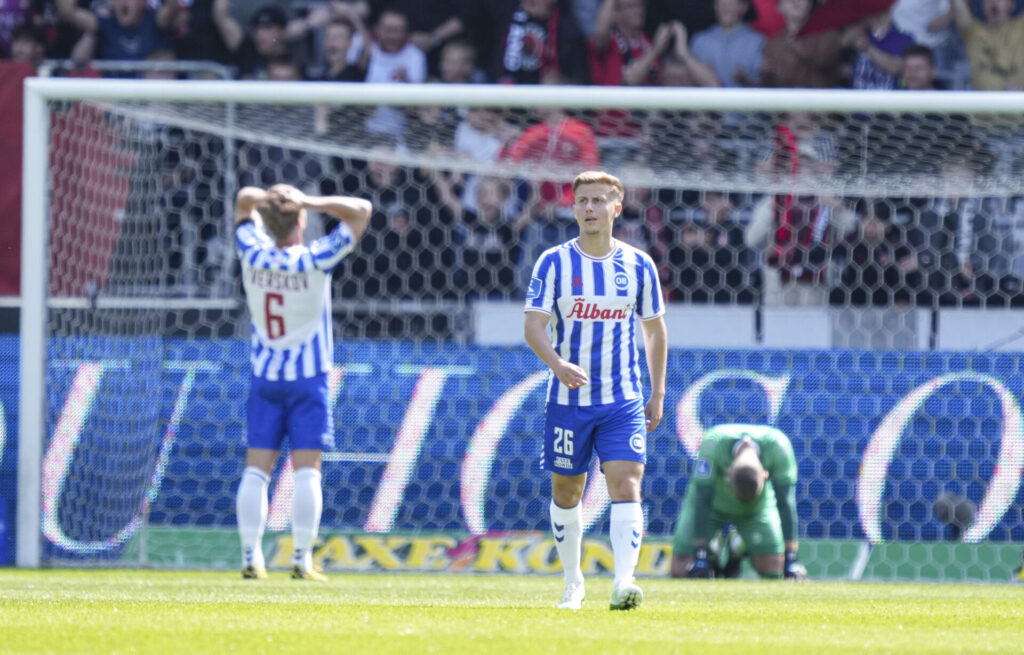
xmin=324 ymin=152 xmax=456 ymax=301
xmin=432 ymin=173 xmax=521 ymax=299
xmin=663 ymin=192 xmax=755 ymax=303
xmin=170 ymin=0 xmax=233 ymax=67
xmin=587 ymin=0 xmax=667 ymax=165
xmin=858 ymin=46 xmax=976 ymax=177
xmin=370 ymin=0 xmax=466 ymax=78
xmin=845 ymin=7 xmax=916 ymax=90
xmin=318 ymin=15 xmax=369 ymax=81
xmin=438 ymin=38 xmax=486 ymax=83
xmin=891 ymin=0 xmax=968 ymax=88
xmin=8 ymin=20 xmax=45 ymax=68
xmin=215 ymin=4 xmax=296 ymax=79
xmin=901 ymin=43 xmax=941 ymax=88
xmin=761 ymin=0 xmax=844 ymax=88
xmin=747 ymin=112 xmax=857 ymax=305
xmin=951 ymin=0 xmax=1024 ymax=90
xmin=402 ymin=40 xmax=487 ymax=151
xmin=56 ymin=0 xmax=177 ymax=65
xmin=364 ymin=7 xmax=427 ymax=137
xmin=498 ymin=0 xmax=589 ymax=84
xmin=953 ymin=190 xmax=1024 ymax=307
xmin=588 ymin=0 xmax=663 ymax=87
xmin=503 ymin=94 xmax=600 ymax=291
xmin=312 ymin=17 xmax=368 ymax=136
xmin=428 ymin=107 xmax=519 ymax=226
xmin=690 ymin=0 xmax=765 ymax=87
xmin=830 ymin=199 xmax=923 ymax=306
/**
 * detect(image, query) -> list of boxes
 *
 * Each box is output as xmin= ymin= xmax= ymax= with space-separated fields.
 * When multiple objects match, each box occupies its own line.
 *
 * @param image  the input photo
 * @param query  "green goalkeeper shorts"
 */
xmin=671 ymin=488 xmax=784 ymax=557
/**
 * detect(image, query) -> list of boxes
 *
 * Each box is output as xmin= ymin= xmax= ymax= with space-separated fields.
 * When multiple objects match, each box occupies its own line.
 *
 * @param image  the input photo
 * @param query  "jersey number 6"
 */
xmin=266 ymin=292 xmax=285 ymax=339
xmin=553 ymin=427 xmax=574 ymax=456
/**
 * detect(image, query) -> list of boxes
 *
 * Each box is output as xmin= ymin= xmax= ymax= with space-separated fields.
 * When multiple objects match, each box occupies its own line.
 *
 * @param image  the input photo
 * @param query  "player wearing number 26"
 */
xmin=234 ymin=184 xmax=371 ymax=580
xmin=524 ymin=171 xmax=668 ymax=611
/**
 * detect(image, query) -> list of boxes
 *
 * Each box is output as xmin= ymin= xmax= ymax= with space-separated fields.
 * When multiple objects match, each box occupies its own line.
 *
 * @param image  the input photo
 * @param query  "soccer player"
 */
xmin=669 ymin=423 xmax=807 ymax=580
xmin=234 ymin=183 xmax=371 ymax=580
xmin=524 ymin=170 xmax=668 ymax=611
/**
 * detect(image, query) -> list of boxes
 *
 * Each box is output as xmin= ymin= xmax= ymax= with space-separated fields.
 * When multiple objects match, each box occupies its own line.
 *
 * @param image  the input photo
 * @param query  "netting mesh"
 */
xmin=31 ymin=92 xmax=1024 ymax=579
xmin=53 ymin=96 xmax=1024 ymax=319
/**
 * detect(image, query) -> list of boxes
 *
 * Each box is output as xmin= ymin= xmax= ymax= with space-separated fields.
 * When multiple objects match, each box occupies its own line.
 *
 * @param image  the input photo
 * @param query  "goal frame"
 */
xmin=18 ymin=77 xmax=1024 ymax=567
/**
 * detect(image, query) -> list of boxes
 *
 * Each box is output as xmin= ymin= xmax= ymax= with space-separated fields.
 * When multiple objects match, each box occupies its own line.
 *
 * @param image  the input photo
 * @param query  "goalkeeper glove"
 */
xmin=687 ymin=547 xmax=714 ymax=579
xmin=784 ymin=549 xmax=807 ymax=580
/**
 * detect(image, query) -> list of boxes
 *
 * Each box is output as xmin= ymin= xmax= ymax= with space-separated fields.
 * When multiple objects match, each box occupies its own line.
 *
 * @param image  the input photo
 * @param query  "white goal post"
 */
xmin=18 ymin=78 xmax=1024 ymax=569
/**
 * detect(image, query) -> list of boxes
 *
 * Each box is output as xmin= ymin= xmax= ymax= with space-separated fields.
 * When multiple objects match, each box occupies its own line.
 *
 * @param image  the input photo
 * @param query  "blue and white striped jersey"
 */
xmin=236 ymin=220 xmax=354 ymax=381
xmin=524 ymin=238 xmax=664 ymax=406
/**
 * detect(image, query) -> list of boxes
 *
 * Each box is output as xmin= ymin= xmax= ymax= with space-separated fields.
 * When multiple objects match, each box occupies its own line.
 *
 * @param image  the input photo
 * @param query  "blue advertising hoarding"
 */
xmin=0 ymin=335 xmax=1022 ymax=564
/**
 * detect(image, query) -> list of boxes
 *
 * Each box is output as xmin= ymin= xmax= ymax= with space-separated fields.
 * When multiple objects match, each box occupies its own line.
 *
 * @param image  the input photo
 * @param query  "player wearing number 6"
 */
xmin=524 ymin=171 xmax=668 ymax=611
xmin=234 ymin=184 xmax=371 ymax=580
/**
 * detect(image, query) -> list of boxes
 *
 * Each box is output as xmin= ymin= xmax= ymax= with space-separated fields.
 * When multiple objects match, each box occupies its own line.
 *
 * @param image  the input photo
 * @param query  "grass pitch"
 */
xmin=1 ymin=570 xmax=1022 ymax=654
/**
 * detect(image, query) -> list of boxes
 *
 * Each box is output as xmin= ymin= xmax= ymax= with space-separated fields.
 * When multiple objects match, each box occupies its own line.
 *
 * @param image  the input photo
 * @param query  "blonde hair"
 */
xmin=260 ymin=187 xmax=303 ymax=243
xmin=572 ymin=171 xmax=624 ymax=201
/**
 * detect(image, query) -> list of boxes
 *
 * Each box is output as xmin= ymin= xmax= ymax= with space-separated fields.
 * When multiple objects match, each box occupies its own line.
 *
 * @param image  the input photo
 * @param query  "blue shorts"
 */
xmin=542 ymin=398 xmax=647 ymax=475
xmin=246 ymin=373 xmax=334 ymax=451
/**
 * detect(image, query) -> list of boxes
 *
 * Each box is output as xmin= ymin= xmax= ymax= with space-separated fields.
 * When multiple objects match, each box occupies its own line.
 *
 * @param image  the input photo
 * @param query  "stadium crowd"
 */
xmin=7 ymin=0 xmax=1024 ymax=308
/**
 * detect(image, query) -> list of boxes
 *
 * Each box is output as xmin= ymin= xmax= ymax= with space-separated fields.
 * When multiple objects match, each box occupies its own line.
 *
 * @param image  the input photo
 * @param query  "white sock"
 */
xmin=610 ymin=501 xmax=644 ymax=589
xmin=236 ymin=466 xmax=269 ymax=569
xmin=550 ymin=500 xmax=583 ymax=586
xmin=292 ymin=467 xmax=323 ymax=570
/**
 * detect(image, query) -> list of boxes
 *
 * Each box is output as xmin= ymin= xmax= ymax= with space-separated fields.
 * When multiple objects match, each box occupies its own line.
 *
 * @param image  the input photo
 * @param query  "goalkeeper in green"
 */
xmin=670 ymin=424 xmax=806 ymax=579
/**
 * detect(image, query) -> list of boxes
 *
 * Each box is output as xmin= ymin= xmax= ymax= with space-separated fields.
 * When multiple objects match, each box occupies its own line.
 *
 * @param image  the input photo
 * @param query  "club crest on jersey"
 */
xmin=614 ymin=273 xmax=629 ymax=290
xmin=695 ymin=459 xmax=712 ymax=478
xmin=566 ymin=299 xmax=630 ymax=320
xmin=527 ymin=276 xmax=543 ymax=299
xmin=630 ymin=432 xmax=645 ymax=454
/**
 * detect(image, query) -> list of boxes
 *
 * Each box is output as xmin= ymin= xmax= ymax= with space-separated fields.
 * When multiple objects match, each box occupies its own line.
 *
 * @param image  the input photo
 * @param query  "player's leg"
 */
xmin=595 ymin=398 xmax=647 ymax=609
xmin=544 ymin=403 xmax=597 ymax=609
xmin=286 ymin=374 xmax=332 ymax=581
xmin=735 ymin=509 xmax=784 ymax=579
xmin=238 ymin=448 xmax=277 ymax=578
xmin=238 ymin=376 xmax=285 ymax=578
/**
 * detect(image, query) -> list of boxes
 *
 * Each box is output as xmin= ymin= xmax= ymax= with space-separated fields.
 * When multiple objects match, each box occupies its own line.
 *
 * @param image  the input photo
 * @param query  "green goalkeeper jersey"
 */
xmin=691 ymin=423 xmax=798 ymax=518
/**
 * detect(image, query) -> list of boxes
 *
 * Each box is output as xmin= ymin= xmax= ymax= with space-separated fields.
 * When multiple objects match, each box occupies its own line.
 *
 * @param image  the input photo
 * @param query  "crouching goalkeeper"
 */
xmin=670 ymin=424 xmax=807 ymax=580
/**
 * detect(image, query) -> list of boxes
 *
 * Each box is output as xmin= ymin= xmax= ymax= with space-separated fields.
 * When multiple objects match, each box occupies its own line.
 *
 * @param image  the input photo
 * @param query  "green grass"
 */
xmin=1 ymin=570 xmax=1022 ymax=654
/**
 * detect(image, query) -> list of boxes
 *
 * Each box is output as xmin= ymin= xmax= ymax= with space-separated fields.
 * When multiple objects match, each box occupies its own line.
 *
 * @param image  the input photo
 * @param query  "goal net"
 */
xmin=14 ymin=79 xmax=1024 ymax=582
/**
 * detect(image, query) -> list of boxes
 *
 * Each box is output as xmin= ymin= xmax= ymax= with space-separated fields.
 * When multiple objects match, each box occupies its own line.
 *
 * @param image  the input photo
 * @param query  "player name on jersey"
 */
xmin=246 ymin=268 xmax=310 ymax=292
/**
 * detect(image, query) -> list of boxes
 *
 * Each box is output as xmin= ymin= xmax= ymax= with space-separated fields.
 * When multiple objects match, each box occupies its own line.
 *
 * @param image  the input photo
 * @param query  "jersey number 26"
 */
xmin=553 ymin=427 xmax=574 ymax=456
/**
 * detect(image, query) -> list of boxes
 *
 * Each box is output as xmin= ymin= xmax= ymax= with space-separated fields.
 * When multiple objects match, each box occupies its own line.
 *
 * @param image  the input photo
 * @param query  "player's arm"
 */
xmin=524 ymin=311 xmax=588 ymax=389
xmin=235 ymin=186 xmax=266 ymax=225
xmin=772 ymin=436 xmax=806 ymax=579
xmin=640 ymin=315 xmax=667 ymax=432
xmin=303 ymin=194 xmax=373 ymax=242
xmin=774 ymin=480 xmax=806 ymax=579
xmin=687 ymin=480 xmax=716 ymax=578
